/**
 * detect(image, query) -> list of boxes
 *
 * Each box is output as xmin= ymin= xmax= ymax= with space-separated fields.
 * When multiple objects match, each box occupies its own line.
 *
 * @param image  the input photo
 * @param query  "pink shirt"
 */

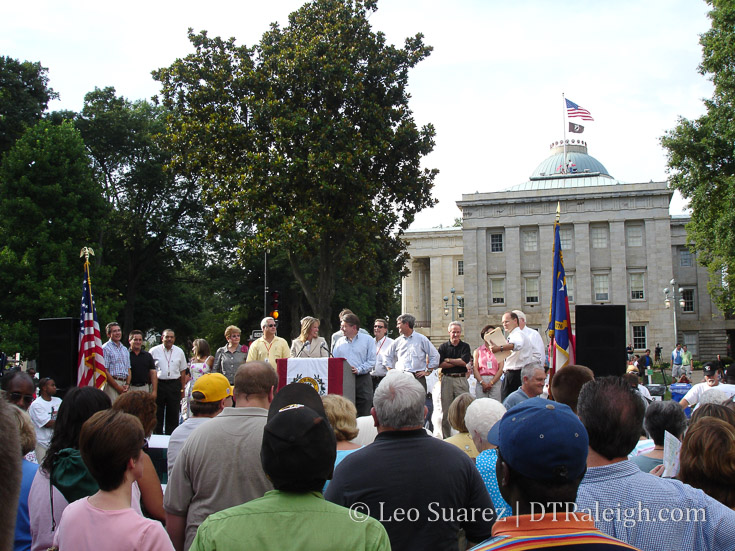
xmin=476 ymin=345 xmax=499 ymax=377
xmin=53 ymin=497 xmax=173 ymax=551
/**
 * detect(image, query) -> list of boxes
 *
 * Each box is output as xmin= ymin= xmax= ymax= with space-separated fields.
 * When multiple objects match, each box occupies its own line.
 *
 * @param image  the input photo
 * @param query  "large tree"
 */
xmin=0 ymin=56 xmax=58 ymax=155
xmin=75 ymin=87 xmax=205 ymax=334
xmin=0 ymin=120 xmax=117 ymax=357
xmin=662 ymin=0 xmax=735 ymax=314
xmin=154 ymin=0 xmax=437 ymax=335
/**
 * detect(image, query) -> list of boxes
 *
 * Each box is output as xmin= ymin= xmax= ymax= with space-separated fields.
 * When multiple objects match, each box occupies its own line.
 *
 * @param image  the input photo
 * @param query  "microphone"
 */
xmin=321 ymin=342 xmax=334 ymax=358
xmin=297 ymin=341 xmax=309 ymax=358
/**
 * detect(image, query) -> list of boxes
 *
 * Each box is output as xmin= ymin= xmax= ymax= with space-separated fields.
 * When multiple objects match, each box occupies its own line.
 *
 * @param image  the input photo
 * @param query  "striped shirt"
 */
xmin=471 ymin=514 xmax=637 ymax=550
xmin=102 ymin=340 xmax=130 ymax=379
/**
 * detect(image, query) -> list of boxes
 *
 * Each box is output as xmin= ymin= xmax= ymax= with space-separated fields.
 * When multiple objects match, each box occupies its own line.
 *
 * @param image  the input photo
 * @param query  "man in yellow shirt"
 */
xmin=247 ymin=317 xmax=290 ymax=366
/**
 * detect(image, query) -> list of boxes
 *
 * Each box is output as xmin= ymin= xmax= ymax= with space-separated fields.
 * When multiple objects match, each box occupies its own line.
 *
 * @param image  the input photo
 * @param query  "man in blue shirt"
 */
xmin=576 ymin=376 xmax=735 ymax=551
xmin=333 ymin=313 xmax=376 ymax=416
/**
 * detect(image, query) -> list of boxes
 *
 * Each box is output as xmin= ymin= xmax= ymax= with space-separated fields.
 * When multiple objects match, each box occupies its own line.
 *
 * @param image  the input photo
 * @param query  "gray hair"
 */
xmin=397 ymin=314 xmax=416 ymax=329
xmin=448 ymin=321 xmax=462 ymax=332
xmin=643 ymin=400 xmax=687 ymax=446
xmin=373 ymin=371 xmax=425 ymax=429
xmin=260 ymin=317 xmax=275 ymax=330
xmin=464 ymin=398 xmax=506 ymax=446
xmin=699 ymin=388 xmax=729 ymax=407
xmin=521 ymin=364 xmax=544 ymax=381
xmin=512 ymin=310 xmax=526 ymax=322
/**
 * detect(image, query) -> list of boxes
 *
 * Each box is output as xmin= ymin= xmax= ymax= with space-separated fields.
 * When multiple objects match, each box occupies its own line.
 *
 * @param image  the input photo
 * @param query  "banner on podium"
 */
xmin=276 ymin=357 xmax=344 ymax=396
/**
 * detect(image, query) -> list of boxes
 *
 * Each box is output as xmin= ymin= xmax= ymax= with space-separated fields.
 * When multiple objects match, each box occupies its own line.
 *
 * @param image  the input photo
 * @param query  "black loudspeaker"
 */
xmin=575 ymin=305 xmax=627 ymax=378
xmin=38 ymin=317 xmax=79 ymax=397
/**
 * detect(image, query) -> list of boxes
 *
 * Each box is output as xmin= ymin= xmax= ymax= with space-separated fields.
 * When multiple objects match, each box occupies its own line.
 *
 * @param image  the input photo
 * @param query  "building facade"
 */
xmin=402 ymin=141 xmax=733 ymax=359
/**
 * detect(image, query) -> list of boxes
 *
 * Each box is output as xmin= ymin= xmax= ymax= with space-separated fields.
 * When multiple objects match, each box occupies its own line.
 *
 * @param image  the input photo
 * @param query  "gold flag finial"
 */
xmin=555 ymin=201 xmax=561 ymax=222
xmin=79 ymin=247 xmax=95 ymax=261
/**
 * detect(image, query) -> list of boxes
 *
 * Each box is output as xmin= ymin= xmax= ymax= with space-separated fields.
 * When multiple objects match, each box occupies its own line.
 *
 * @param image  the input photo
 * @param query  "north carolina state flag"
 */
xmin=276 ymin=358 xmax=344 ymax=395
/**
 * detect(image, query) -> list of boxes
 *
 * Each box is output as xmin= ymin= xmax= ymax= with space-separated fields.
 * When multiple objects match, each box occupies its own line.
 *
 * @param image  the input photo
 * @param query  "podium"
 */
xmin=275 ymin=357 xmax=356 ymax=404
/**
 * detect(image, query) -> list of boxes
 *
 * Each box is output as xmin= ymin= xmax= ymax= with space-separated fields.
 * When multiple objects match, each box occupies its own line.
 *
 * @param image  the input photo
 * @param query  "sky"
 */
xmin=1 ymin=0 xmax=714 ymax=228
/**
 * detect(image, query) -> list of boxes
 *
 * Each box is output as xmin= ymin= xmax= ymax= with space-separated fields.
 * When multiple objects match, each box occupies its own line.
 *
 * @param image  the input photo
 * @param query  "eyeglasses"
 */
xmin=374 ymin=325 xmax=385 ymax=329
xmin=230 ymin=334 xmax=241 ymax=338
xmin=10 ymin=392 xmax=34 ymax=405
xmin=267 ymin=324 xmax=277 ymax=328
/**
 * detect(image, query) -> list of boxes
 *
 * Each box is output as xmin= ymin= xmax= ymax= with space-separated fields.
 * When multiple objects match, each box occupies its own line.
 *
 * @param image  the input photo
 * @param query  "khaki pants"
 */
xmin=441 ymin=375 xmax=469 ymax=438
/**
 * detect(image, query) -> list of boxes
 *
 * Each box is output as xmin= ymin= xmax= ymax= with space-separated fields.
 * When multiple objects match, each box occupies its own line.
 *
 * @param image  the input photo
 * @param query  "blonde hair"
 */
xmin=299 ymin=317 xmax=320 ymax=342
xmin=225 ymin=325 xmax=241 ymax=340
xmin=322 ymin=394 xmax=359 ymax=441
xmin=11 ymin=405 xmax=36 ymax=456
xmin=448 ymin=393 xmax=475 ymax=433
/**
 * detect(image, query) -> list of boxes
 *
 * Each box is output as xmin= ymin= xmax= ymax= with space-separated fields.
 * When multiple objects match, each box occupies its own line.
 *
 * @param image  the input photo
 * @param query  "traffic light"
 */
xmin=270 ymin=290 xmax=280 ymax=320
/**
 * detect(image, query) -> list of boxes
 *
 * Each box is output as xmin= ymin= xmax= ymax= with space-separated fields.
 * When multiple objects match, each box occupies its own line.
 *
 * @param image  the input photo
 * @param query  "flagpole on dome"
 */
xmin=561 ymin=93 xmax=567 ymax=173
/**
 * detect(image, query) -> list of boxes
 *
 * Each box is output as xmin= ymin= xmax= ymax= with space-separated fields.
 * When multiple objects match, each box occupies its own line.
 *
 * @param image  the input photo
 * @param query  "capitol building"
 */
xmin=401 ymin=140 xmax=732 ymax=361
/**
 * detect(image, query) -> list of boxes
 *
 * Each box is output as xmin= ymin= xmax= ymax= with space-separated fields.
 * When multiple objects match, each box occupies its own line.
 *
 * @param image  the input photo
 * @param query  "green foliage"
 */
xmin=154 ymin=0 xmax=437 ymax=335
xmin=0 ymin=120 xmax=118 ymax=357
xmin=661 ymin=0 xmax=735 ymax=314
xmin=0 ymin=56 xmax=58 ymax=154
xmin=75 ymin=87 xmax=205 ymax=335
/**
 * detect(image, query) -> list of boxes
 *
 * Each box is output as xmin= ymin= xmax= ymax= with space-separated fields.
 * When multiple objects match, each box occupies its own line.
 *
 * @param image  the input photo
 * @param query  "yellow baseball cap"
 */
xmin=192 ymin=373 xmax=234 ymax=402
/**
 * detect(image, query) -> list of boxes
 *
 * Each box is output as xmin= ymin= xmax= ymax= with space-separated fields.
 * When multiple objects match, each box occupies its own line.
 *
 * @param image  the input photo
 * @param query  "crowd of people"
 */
xmin=2 ymin=308 xmax=735 ymax=551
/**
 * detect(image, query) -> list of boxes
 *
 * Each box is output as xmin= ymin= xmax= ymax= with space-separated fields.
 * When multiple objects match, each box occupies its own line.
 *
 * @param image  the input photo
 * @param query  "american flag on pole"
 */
xmin=547 ymin=207 xmax=575 ymax=374
xmin=77 ymin=260 xmax=108 ymax=388
xmin=565 ymin=98 xmax=594 ymax=121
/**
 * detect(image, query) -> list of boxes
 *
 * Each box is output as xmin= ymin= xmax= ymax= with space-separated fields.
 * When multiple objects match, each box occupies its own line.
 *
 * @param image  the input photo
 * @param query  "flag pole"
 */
xmin=562 ymin=93 xmax=567 ymax=173
xmin=81 ymin=247 xmax=95 ymax=309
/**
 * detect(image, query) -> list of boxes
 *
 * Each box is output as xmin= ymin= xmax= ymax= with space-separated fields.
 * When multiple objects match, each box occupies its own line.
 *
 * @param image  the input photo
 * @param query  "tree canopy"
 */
xmin=662 ymin=0 xmax=735 ymax=314
xmin=75 ymin=87 xmax=205 ymax=334
xmin=0 ymin=56 xmax=58 ymax=155
xmin=0 ymin=120 xmax=117 ymax=357
xmin=154 ymin=0 xmax=437 ymax=335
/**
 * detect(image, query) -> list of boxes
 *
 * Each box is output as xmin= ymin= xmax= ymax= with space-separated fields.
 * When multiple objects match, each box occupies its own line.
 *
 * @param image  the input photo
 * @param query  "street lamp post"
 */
xmin=443 ymin=288 xmax=464 ymax=320
xmin=663 ymin=277 xmax=686 ymax=361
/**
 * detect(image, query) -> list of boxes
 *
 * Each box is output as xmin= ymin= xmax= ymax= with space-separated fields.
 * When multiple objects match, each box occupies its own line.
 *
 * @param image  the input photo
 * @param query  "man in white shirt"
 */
xmin=513 ymin=310 xmax=545 ymax=369
xmin=384 ymin=313 xmax=440 ymax=392
xmin=680 ymin=361 xmax=735 ymax=409
xmin=490 ymin=311 xmax=530 ymax=402
xmin=371 ymin=318 xmax=394 ymax=391
xmin=150 ymin=329 xmax=188 ymax=435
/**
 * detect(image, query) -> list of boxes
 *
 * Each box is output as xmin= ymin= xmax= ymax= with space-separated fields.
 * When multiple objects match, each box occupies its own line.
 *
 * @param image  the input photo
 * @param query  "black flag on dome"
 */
xmin=569 ymin=122 xmax=584 ymax=134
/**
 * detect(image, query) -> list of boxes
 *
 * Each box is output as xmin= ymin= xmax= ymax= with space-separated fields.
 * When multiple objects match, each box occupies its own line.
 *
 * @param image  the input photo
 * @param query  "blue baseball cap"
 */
xmin=487 ymin=398 xmax=588 ymax=481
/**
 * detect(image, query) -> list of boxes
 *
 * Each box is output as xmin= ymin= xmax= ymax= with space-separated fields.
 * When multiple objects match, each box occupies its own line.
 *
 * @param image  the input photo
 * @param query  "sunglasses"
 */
xmin=374 ymin=325 xmax=385 ymax=329
xmin=10 ymin=392 xmax=34 ymax=405
xmin=267 ymin=324 xmax=277 ymax=328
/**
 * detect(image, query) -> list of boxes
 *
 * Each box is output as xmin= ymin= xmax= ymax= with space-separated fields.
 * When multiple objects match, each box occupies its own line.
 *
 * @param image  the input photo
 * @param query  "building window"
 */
xmin=566 ymin=274 xmax=574 ymax=302
xmin=490 ymin=278 xmax=505 ymax=305
xmin=683 ymin=332 xmax=699 ymax=357
xmin=490 ymin=233 xmax=504 ymax=253
xmin=632 ymin=325 xmax=647 ymax=350
xmin=626 ymin=224 xmax=643 ymax=247
xmin=680 ymin=248 xmax=693 ymax=267
xmin=560 ymin=228 xmax=573 ymax=251
xmin=593 ymin=274 xmax=609 ymax=302
xmin=681 ymin=289 xmax=694 ymax=312
xmin=525 ymin=277 xmax=539 ymax=304
xmin=457 ymin=260 xmax=464 ymax=276
xmin=591 ymin=225 xmax=608 ymax=249
xmin=522 ymin=230 xmax=538 ymax=252
xmin=630 ymin=273 xmax=645 ymax=301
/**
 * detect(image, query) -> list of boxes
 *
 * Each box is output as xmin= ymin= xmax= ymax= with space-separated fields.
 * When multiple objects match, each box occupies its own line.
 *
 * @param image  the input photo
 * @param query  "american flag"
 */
xmin=77 ymin=261 xmax=108 ymax=388
xmin=565 ymin=98 xmax=594 ymax=121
